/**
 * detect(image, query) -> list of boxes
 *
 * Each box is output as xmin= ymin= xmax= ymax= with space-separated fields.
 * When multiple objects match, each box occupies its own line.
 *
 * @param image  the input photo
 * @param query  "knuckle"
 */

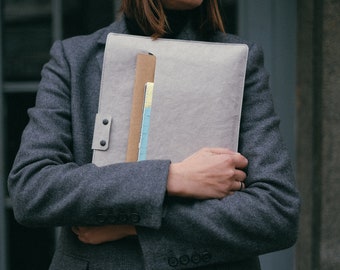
xmin=225 ymin=168 xmax=236 ymax=178
xmin=240 ymin=171 xmax=247 ymax=180
xmin=221 ymin=181 xmax=233 ymax=193
xmin=224 ymin=155 xmax=233 ymax=163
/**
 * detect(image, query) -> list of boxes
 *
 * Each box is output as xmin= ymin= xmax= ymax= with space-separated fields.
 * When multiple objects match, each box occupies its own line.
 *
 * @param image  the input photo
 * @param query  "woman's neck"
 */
xmin=163 ymin=9 xmax=190 ymax=38
xmin=125 ymin=9 xmax=191 ymax=39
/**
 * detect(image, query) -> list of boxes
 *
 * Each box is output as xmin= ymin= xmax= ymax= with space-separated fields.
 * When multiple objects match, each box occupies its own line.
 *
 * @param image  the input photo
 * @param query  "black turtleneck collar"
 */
xmin=125 ymin=9 xmax=191 ymax=39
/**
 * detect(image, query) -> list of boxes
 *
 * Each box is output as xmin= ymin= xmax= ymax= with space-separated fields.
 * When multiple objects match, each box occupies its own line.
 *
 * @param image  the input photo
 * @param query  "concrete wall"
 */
xmin=296 ymin=0 xmax=340 ymax=269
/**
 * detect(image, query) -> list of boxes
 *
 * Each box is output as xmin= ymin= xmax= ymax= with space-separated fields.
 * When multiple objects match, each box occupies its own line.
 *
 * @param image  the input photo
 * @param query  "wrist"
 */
xmin=167 ymin=163 xmax=186 ymax=197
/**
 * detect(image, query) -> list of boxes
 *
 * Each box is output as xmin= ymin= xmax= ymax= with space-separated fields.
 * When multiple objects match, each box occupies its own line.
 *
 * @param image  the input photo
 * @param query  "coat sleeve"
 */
xmin=136 ymin=43 xmax=301 ymax=269
xmin=7 ymin=40 xmax=170 ymax=229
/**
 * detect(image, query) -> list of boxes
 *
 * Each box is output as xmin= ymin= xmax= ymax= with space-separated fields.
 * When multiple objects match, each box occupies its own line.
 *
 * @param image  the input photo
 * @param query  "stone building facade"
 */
xmin=296 ymin=0 xmax=340 ymax=269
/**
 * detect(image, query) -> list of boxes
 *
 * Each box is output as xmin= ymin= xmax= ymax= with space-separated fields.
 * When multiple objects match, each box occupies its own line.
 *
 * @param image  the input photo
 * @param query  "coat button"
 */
xmin=191 ymin=253 xmax=201 ymax=264
xmin=179 ymin=255 xmax=190 ymax=265
xmin=102 ymin=119 xmax=109 ymax=125
xmin=107 ymin=213 xmax=117 ymax=223
xmin=118 ymin=213 xmax=128 ymax=223
xmin=201 ymin=251 xmax=212 ymax=262
xmin=168 ymin=257 xmax=179 ymax=267
xmin=100 ymin=140 xmax=106 ymax=146
xmin=96 ymin=213 xmax=106 ymax=224
xmin=130 ymin=213 xmax=141 ymax=223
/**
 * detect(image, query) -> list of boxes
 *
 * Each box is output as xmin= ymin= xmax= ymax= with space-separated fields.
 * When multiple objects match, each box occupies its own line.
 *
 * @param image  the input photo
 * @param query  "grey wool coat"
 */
xmin=8 ymin=16 xmax=300 ymax=270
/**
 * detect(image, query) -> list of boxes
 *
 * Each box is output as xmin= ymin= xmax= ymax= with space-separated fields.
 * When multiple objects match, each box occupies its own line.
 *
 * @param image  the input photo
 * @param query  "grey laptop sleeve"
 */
xmin=92 ymin=33 xmax=248 ymax=166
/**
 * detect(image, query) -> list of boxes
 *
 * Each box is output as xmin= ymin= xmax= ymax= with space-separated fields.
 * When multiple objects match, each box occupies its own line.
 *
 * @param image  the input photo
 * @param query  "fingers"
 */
xmin=72 ymin=226 xmax=80 ymax=235
xmin=233 ymin=181 xmax=245 ymax=191
xmin=229 ymin=169 xmax=246 ymax=192
xmin=240 ymin=182 xmax=245 ymax=190
xmin=233 ymin=153 xmax=248 ymax=169
xmin=203 ymin=148 xmax=248 ymax=169
xmin=207 ymin=147 xmax=237 ymax=155
xmin=233 ymin=168 xmax=247 ymax=182
xmin=218 ymin=180 xmax=246 ymax=198
xmin=72 ymin=226 xmax=96 ymax=243
xmin=71 ymin=225 xmax=137 ymax=245
xmin=223 ymin=164 xmax=247 ymax=193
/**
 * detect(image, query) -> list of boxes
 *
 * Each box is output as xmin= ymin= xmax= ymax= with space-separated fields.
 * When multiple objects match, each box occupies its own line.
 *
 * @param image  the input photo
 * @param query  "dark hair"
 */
xmin=120 ymin=0 xmax=225 ymax=39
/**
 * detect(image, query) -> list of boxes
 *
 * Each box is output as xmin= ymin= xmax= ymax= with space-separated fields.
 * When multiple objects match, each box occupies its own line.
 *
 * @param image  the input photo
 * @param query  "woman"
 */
xmin=8 ymin=0 xmax=300 ymax=269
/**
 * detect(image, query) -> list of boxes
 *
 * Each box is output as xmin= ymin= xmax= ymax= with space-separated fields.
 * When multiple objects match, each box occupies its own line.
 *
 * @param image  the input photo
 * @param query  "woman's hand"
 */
xmin=167 ymin=148 xmax=248 ymax=199
xmin=72 ymin=225 xmax=137 ymax=245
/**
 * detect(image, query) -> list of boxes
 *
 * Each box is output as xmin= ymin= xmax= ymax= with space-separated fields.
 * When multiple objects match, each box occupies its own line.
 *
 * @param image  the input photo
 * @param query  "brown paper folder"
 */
xmin=126 ymin=54 xmax=156 ymax=162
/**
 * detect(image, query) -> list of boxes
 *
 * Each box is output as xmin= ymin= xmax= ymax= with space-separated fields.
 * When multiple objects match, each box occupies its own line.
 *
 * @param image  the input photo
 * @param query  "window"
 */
xmin=1 ymin=1 xmax=116 ymax=269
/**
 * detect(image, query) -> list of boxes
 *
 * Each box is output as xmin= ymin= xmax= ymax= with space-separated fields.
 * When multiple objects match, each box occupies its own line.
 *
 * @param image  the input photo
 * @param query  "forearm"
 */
xmin=8 ymin=151 xmax=170 ymax=228
xmin=138 ymin=178 xmax=299 ymax=268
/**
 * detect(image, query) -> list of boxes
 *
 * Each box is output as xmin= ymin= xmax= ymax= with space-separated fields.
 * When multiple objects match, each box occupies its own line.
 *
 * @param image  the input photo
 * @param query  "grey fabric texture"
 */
xmin=7 ymin=16 xmax=300 ymax=270
xmin=93 ymin=33 xmax=248 ymax=165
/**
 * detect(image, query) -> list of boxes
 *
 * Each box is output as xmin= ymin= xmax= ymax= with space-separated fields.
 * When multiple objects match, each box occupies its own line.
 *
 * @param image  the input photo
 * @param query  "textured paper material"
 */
xmin=92 ymin=33 xmax=248 ymax=167
xmin=126 ymin=54 xmax=156 ymax=162
xmin=138 ymin=82 xmax=155 ymax=161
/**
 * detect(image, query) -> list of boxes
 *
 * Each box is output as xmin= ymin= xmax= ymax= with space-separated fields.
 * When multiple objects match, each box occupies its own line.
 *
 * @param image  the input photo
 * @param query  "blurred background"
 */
xmin=0 ymin=0 xmax=339 ymax=269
